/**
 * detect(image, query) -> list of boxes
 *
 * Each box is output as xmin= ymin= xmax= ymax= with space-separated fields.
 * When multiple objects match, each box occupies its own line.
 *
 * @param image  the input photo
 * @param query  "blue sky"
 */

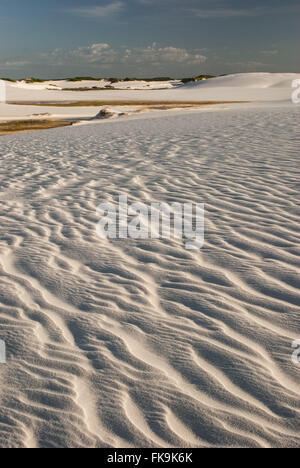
xmin=0 ymin=0 xmax=299 ymax=78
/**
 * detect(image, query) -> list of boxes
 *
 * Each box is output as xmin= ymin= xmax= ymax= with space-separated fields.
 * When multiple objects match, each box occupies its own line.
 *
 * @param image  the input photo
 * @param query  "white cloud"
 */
xmin=246 ymin=61 xmax=269 ymax=69
xmin=231 ymin=61 xmax=270 ymax=71
xmin=44 ymin=42 xmax=207 ymax=68
xmin=71 ymin=43 xmax=117 ymax=63
xmin=188 ymin=4 xmax=300 ymax=19
xmin=0 ymin=60 xmax=30 ymax=68
xmin=1 ymin=42 xmax=208 ymax=74
xmin=260 ymin=50 xmax=278 ymax=56
xmin=190 ymin=7 xmax=264 ymax=18
xmin=47 ymin=43 xmax=117 ymax=65
xmin=124 ymin=44 xmax=207 ymax=66
xmin=67 ymin=2 xmax=123 ymax=18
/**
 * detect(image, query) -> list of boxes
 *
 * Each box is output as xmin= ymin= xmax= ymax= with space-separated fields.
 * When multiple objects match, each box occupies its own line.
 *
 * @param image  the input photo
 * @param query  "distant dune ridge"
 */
xmin=0 ymin=73 xmax=299 ymax=448
xmin=0 ymin=72 xmax=300 ymax=123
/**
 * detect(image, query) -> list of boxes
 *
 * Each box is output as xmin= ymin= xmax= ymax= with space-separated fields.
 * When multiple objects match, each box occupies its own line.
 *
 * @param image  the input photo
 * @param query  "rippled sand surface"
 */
xmin=0 ymin=106 xmax=299 ymax=448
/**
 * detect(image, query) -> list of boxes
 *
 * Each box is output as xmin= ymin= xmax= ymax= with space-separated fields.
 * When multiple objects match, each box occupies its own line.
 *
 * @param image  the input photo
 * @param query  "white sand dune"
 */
xmin=189 ymin=73 xmax=300 ymax=88
xmin=0 ymin=74 xmax=299 ymax=448
xmin=1 ymin=72 xmax=300 ymax=122
xmin=3 ymin=72 xmax=300 ymax=106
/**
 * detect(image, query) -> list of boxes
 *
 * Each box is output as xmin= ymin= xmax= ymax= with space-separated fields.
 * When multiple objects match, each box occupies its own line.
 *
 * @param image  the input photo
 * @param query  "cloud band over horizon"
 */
xmin=0 ymin=0 xmax=298 ymax=78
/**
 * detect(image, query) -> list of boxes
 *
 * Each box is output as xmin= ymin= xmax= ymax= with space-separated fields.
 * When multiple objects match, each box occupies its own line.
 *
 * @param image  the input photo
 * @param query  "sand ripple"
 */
xmin=0 ymin=106 xmax=299 ymax=447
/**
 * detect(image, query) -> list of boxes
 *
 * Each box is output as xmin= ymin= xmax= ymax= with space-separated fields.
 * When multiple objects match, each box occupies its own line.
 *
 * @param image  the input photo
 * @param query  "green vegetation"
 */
xmin=66 ymin=76 xmax=175 ymax=83
xmin=181 ymin=78 xmax=195 ymax=84
xmin=1 ymin=75 xmax=218 ymax=85
xmin=59 ymin=86 xmax=116 ymax=91
xmin=67 ymin=77 xmax=102 ymax=82
xmin=0 ymin=78 xmax=17 ymax=82
xmin=146 ymin=77 xmax=173 ymax=81
xmin=195 ymin=75 xmax=216 ymax=80
xmin=181 ymin=75 xmax=216 ymax=84
xmin=24 ymin=78 xmax=46 ymax=83
xmin=122 ymin=77 xmax=173 ymax=82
